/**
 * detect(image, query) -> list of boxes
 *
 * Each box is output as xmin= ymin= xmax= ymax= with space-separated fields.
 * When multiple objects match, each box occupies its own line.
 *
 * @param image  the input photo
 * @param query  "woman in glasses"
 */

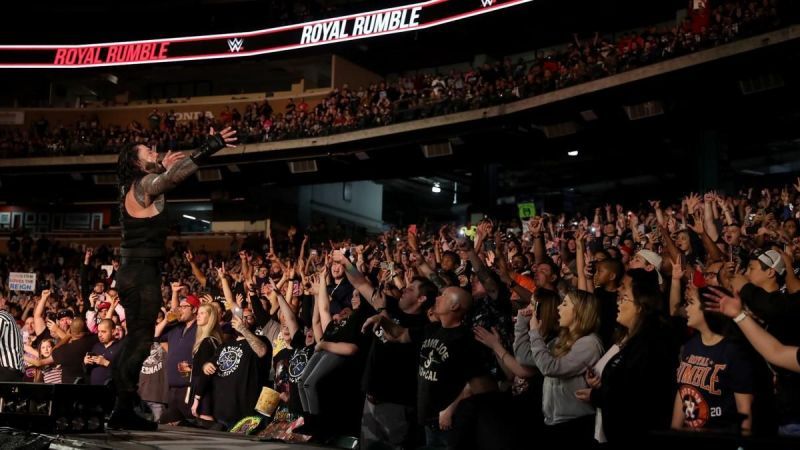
xmin=575 ymin=269 xmax=679 ymax=446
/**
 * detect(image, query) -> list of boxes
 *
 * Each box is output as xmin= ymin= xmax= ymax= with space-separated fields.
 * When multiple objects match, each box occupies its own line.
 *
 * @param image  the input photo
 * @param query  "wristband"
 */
xmin=733 ymin=311 xmax=748 ymax=323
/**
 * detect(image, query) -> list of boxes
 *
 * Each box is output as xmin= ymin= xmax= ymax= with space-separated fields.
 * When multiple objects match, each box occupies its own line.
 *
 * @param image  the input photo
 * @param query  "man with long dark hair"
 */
xmin=108 ymin=127 xmax=236 ymax=430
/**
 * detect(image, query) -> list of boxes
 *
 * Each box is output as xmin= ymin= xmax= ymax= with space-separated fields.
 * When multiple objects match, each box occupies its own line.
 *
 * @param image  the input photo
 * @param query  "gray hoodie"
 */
xmin=514 ymin=318 xmax=603 ymax=426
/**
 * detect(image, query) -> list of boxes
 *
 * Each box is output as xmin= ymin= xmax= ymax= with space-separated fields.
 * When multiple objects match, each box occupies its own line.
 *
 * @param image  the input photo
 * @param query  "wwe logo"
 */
xmin=227 ymin=38 xmax=244 ymax=52
xmin=480 ymin=0 xmax=495 ymax=6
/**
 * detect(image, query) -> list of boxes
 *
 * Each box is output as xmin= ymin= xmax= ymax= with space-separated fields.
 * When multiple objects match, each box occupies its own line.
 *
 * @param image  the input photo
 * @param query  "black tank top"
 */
xmin=120 ymin=193 xmax=170 ymax=255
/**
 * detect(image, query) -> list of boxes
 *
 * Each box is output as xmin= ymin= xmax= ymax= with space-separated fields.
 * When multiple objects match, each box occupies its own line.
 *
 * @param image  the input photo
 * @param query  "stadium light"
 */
xmin=432 ymin=182 xmax=441 ymax=193
xmin=568 ymin=150 xmax=579 ymax=157
xmin=182 ymin=214 xmax=196 ymax=220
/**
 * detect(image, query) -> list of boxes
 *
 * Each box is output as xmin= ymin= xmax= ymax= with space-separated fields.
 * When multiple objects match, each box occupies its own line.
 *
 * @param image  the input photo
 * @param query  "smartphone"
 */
xmin=86 ymin=352 xmax=97 ymax=358
xmin=532 ymin=300 xmax=540 ymax=318
xmin=232 ymin=305 xmax=243 ymax=319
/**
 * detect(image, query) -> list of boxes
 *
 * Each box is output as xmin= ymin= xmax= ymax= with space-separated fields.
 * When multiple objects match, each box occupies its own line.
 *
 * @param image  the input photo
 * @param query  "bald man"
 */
xmin=363 ymin=287 xmax=513 ymax=449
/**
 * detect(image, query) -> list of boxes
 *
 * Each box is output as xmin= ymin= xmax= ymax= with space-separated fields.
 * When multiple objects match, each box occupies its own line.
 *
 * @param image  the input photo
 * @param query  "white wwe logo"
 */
xmin=480 ymin=0 xmax=495 ymax=7
xmin=227 ymin=38 xmax=244 ymax=52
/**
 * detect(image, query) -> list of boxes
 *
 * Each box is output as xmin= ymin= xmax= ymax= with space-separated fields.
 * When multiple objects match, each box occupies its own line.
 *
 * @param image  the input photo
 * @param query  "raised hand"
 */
xmin=794 ymin=177 xmax=800 ymax=194
xmin=209 ymin=126 xmax=238 ymax=148
xmin=216 ymin=262 xmax=227 ymax=278
xmin=473 ymin=326 xmax=502 ymax=352
xmin=161 ymin=150 xmax=187 ymax=170
xmin=184 ymin=250 xmax=194 ymax=263
xmin=648 ymin=200 xmax=661 ymax=210
xmin=671 ymin=256 xmax=683 ymax=281
xmin=703 ymin=286 xmax=743 ymax=318
xmin=688 ymin=212 xmax=705 ymax=235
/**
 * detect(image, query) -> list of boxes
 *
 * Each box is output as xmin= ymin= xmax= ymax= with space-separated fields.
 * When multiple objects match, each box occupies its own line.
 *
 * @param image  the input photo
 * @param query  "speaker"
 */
xmin=0 ymin=383 xmax=113 ymax=434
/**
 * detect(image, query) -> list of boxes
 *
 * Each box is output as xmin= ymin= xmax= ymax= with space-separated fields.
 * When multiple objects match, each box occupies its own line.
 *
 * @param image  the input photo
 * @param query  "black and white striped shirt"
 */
xmin=0 ymin=310 xmax=23 ymax=372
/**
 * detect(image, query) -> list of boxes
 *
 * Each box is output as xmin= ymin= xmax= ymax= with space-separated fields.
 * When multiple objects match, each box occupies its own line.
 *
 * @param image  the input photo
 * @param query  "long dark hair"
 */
xmin=532 ymin=288 xmax=560 ymax=342
xmin=620 ymin=268 xmax=664 ymax=344
xmin=117 ymin=142 xmax=146 ymax=200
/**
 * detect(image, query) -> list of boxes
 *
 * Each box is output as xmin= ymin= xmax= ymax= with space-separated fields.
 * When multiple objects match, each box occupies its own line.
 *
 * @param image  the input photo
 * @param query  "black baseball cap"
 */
xmin=57 ymin=309 xmax=75 ymax=319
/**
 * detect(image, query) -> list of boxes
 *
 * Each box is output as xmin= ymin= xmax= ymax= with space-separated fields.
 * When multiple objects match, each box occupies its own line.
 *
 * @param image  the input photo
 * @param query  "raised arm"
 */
xmin=332 ymin=250 xmax=382 ymax=310
xmin=33 ymin=290 xmax=50 ymax=336
xmin=461 ymin=240 xmax=500 ymax=301
xmin=669 ymin=256 xmax=685 ymax=317
xmin=530 ymin=218 xmax=546 ymax=265
xmin=408 ymin=231 xmax=447 ymax=292
xmin=185 ymin=250 xmax=207 ymax=288
xmin=703 ymin=193 xmax=720 ymax=242
xmin=275 ymin=282 xmax=299 ymax=338
xmin=575 ymin=230 xmax=589 ymax=292
xmin=525 ymin=313 xmax=600 ymax=377
xmin=136 ymin=129 xmax=235 ymax=200
xmin=705 ymin=288 xmax=800 ymax=373
xmin=475 ymin=325 xmax=535 ymax=379
xmin=232 ymin=315 xmax=268 ymax=358
xmin=316 ymin=270 xmax=333 ymax=334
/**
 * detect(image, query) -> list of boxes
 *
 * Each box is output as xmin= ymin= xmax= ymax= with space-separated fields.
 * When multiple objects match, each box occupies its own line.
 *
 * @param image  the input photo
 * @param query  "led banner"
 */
xmin=0 ymin=0 xmax=531 ymax=69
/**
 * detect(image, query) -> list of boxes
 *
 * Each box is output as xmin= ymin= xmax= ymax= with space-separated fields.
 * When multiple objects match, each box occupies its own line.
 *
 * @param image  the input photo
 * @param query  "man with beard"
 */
xmin=333 ymin=249 xmax=437 ymax=449
xmin=110 ymin=127 xmax=236 ymax=430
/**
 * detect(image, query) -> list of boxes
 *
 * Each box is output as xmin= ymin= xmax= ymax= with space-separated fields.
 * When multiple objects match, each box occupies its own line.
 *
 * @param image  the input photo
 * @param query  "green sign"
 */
xmin=518 ymin=202 xmax=536 ymax=219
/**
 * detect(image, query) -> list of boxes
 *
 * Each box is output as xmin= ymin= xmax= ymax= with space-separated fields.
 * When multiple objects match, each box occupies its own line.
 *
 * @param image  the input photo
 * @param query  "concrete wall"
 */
xmin=331 ymin=55 xmax=382 ymax=89
xmin=298 ymin=181 xmax=383 ymax=232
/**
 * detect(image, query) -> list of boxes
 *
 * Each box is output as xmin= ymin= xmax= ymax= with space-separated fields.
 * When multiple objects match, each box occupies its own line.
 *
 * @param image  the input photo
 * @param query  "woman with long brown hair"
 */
xmin=189 ymin=303 xmax=222 ymax=422
xmin=515 ymin=289 xmax=603 ymax=445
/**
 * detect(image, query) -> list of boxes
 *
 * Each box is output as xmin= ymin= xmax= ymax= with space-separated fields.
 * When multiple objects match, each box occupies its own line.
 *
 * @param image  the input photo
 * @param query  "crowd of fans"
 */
xmin=3 ymin=177 xmax=800 ymax=448
xmin=0 ymin=0 xmax=783 ymax=158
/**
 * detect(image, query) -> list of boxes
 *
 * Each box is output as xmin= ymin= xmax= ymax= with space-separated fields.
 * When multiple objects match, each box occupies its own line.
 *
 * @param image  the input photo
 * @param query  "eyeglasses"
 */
xmin=617 ymin=294 xmax=634 ymax=304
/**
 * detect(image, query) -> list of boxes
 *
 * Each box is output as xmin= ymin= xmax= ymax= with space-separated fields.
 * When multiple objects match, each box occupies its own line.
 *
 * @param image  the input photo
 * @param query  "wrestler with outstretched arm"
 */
xmin=108 ymin=127 xmax=237 ymax=430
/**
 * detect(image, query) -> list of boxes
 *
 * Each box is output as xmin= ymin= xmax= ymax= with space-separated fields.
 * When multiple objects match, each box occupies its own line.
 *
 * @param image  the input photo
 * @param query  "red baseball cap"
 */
xmin=181 ymin=295 xmax=200 ymax=310
xmin=97 ymin=302 xmax=112 ymax=311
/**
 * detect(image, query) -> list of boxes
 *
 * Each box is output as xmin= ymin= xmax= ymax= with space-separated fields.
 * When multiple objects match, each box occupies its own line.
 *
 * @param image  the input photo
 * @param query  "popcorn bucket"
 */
xmin=255 ymin=387 xmax=281 ymax=417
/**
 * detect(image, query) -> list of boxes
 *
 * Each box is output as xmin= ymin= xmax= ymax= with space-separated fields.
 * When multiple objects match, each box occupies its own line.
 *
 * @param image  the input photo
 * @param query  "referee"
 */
xmin=0 ymin=309 xmax=23 ymax=381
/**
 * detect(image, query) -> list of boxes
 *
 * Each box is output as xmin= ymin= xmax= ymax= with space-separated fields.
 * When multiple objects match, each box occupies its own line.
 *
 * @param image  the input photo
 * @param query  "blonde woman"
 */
xmin=190 ymin=304 xmax=222 ymax=422
xmin=515 ymin=289 xmax=603 ymax=445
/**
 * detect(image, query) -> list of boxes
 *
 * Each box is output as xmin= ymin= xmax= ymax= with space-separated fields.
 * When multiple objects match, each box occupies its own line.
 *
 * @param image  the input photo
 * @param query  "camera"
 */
xmin=45 ymin=311 xmax=57 ymax=321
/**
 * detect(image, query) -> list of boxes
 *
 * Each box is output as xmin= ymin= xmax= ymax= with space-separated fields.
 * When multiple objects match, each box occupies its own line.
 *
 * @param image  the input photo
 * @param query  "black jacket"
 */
xmin=590 ymin=317 xmax=680 ymax=446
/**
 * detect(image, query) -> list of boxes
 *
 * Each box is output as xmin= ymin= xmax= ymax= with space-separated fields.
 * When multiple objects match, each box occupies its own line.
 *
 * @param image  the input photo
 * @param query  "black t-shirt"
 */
xmin=740 ymin=284 xmax=800 ymax=423
xmin=414 ymin=322 xmax=488 ymax=425
xmin=52 ymin=333 xmax=99 ymax=384
xmin=362 ymin=296 xmax=428 ymax=404
xmin=211 ymin=336 xmax=272 ymax=425
xmin=274 ymin=330 xmax=314 ymax=415
xmin=327 ymin=278 xmax=355 ymax=315
xmin=322 ymin=306 xmax=370 ymax=344
xmin=676 ymin=335 xmax=754 ymax=431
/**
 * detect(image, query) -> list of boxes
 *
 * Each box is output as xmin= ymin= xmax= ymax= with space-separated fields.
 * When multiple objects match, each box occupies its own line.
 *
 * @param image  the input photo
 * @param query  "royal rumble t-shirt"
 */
xmin=676 ymin=335 xmax=754 ymax=431
xmin=211 ymin=336 xmax=272 ymax=426
xmin=414 ymin=322 xmax=488 ymax=425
